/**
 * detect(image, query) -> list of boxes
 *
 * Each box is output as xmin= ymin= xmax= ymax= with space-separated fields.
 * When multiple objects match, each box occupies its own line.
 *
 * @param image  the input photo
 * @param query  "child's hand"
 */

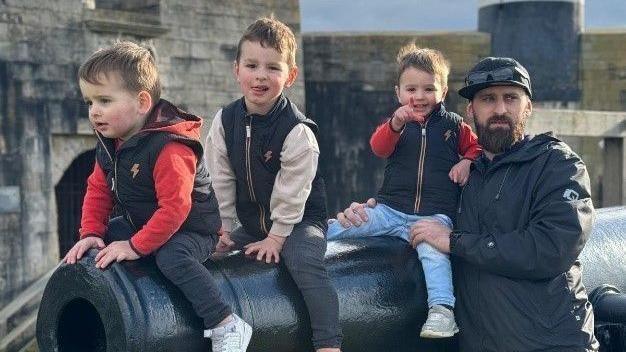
xmin=243 ymin=233 xmax=286 ymax=264
xmin=391 ymin=97 xmax=425 ymax=131
xmin=64 ymin=236 xmax=105 ymax=264
xmin=215 ymin=231 xmax=235 ymax=252
xmin=334 ymin=198 xmax=377 ymax=228
xmin=449 ymin=158 xmax=472 ymax=186
xmin=94 ymin=240 xmax=140 ymax=269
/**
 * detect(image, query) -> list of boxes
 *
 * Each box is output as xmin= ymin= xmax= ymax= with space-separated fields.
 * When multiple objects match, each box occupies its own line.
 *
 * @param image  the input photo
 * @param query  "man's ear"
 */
xmin=395 ymin=85 xmax=401 ymax=104
xmin=524 ymin=98 xmax=533 ymax=118
xmin=284 ymin=66 xmax=299 ymax=88
xmin=442 ymin=86 xmax=449 ymax=101
xmin=137 ymin=91 xmax=153 ymax=114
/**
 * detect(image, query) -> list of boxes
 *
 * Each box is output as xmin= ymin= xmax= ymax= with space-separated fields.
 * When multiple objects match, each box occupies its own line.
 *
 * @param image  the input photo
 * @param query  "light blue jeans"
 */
xmin=327 ymin=203 xmax=455 ymax=308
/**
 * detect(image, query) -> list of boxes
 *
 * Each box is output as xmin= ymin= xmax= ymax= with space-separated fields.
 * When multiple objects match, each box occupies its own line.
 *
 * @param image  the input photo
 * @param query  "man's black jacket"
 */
xmin=451 ymin=132 xmax=599 ymax=351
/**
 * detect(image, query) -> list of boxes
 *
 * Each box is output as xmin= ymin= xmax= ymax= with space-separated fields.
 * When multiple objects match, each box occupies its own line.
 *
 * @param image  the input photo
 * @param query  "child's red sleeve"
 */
xmin=79 ymin=161 xmax=113 ymax=239
xmin=128 ymin=142 xmax=196 ymax=255
xmin=370 ymin=119 xmax=402 ymax=158
xmin=458 ymin=122 xmax=482 ymax=160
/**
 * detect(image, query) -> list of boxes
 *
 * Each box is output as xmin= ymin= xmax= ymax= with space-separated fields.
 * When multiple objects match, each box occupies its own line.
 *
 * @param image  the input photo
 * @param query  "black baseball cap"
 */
xmin=458 ymin=57 xmax=532 ymax=100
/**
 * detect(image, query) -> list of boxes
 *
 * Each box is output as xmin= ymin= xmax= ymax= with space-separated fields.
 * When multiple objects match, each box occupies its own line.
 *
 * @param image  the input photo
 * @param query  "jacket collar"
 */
xmin=404 ymin=102 xmax=445 ymax=126
xmin=96 ymin=99 xmax=202 ymax=155
xmin=474 ymin=132 xmax=560 ymax=173
xmin=240 ymin=94 xmax=289 ymax=127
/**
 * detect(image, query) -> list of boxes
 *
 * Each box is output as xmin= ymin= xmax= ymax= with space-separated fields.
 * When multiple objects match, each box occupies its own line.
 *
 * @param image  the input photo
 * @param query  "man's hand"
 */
xmin=334 ymin=198 xmax=377 ymax=228
xmin=94 ymin=240 xmax=140 ymax=269
xmin=449 ymin=158 xmax=472 ymax=186
xmin=391 ymin=97 xmax=426 ymax=131
xmin=215 ymin=230 xmax=235 ymax=252
xmin=410 ymin=219 xmax=452 ymax=253
xmin=64 ymin=236 xmax=105 ymax=264
xmin=244 ymin=233 xmax=286 ymax=263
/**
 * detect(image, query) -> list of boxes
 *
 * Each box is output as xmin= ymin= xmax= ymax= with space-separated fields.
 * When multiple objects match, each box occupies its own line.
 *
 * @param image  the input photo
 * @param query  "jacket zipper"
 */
xmin=245 ymin=119 xmax=269 ymax=234
xmin=457 ymin=184 xmax=467 ymax=214
xmin=95 ymin=131 xmax=137 ymax=230
xmin=245 ymin=121 xmax=256 ymax=201
xmin=494 ymin=165 xmax=511 ymax=201
xmin=414 ymin=121 xmax=429 ymax=213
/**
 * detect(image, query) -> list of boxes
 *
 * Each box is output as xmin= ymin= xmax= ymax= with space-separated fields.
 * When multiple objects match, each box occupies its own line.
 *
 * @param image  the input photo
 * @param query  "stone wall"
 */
xmin=580 ymin=30 xmax=626 ymax=111
xmin=0 ymin=0 xmax=303 ymax=311
xmin=303 ymin=32 xmax=490 ymax=213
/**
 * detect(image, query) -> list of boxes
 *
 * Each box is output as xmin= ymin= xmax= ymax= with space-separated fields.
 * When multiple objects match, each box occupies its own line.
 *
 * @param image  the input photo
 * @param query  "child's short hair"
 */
xmin=236 ymin=17 xmax=297 ymax=68
xmin=78 ymin=41 xmax=161 ymax=102
xmin=396 ymin=43 xmax=450 ymax=88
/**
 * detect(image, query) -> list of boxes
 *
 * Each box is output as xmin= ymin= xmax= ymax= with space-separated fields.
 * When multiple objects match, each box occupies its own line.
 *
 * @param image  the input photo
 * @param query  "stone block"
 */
xmin=581 ymin=32 xmax=626 ymax=110
xmin=0 ymin=186 xmax=20 ymax=213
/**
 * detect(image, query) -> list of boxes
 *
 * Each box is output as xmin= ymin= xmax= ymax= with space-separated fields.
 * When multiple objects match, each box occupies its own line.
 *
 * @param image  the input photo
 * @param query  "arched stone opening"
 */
xmin=55 ymin=149 xmax=95 ymax=257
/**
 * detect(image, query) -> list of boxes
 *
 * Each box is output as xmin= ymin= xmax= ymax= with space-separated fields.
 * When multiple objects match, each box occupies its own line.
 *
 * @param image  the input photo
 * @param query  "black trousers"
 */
xmin=105 ymin=216 xmax=232 ymax=329
xmin=230 ymin=221 xmax=342 ymax=349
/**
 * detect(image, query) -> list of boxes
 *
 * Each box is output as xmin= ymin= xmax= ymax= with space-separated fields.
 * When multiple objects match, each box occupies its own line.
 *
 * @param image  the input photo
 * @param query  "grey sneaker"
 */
xmin=419 ymin=305 xmax=459 ymax=338
xmin=204 ymin=314 xmax=252 ymax=352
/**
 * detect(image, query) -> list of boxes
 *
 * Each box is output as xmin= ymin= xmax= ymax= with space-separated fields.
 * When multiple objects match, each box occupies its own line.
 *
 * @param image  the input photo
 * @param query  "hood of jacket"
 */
xmin=94 ymin=99 xmax=204 ymax=157
xmin=139 ymin=98 xmax=203 ymax=141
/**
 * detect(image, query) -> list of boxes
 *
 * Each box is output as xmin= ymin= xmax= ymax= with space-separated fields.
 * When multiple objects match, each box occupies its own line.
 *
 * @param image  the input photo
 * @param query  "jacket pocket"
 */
xmin=528 ymin=273 xmax=577 ymax=332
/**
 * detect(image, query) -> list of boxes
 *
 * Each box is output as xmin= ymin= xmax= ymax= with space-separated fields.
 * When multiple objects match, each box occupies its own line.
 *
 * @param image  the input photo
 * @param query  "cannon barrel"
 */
xmin=36 ymin=236 xmax=455 ymax=352
xmin=578 ymin=206 xmax=626 ymax=293
xmin=579 ymin=206 xmax=626 ymax=325
xmin=37 ymin=207 xmax=626 ymax=351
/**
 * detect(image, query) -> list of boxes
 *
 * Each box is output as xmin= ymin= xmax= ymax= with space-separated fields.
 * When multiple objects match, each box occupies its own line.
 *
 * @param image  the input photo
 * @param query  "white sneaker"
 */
xmin=419 ymin=305 xmax=459 ymax=338
xmin=204 ymin=314 xmax=252 ymax=352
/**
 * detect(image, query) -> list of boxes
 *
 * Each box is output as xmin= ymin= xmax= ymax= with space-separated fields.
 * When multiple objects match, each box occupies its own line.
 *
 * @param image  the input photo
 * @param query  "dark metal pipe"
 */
xmin=36 ymin=237 xmax=456 ymax=352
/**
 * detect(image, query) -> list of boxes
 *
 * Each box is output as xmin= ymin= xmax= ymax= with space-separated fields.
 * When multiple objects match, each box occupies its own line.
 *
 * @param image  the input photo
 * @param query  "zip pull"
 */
xmin=246 ymin=125 xmax=251 ymax=138
xmin=111 ymin=177 xmax=115 ymax=192
xmin=421 ymin=128 xmax=426 ymax=136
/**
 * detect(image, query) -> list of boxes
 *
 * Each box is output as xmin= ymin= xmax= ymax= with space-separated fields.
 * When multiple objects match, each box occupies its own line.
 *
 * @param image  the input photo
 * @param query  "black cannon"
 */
xmin=36 ymin=207 xmax=626 ymax=351
xmin=581 ymin=207 xmax=626 ymax=351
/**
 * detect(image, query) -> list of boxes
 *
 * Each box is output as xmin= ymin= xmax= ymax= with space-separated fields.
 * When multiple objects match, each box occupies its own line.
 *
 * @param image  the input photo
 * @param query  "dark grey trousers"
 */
xmin=105 ymin=216 xmax=232 ymax=329
xmin=230 ymin=221 xmax=342 ymax=349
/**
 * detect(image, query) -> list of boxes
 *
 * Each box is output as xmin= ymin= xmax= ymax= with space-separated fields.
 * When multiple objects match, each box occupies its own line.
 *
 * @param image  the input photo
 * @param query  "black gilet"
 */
xmin=376 ymin=104 xmax=464 ymax=221
xmin=95 ymin=100 xmax=221 ymax=237
xmin=221 ymin=95 xmax=327 ymax=236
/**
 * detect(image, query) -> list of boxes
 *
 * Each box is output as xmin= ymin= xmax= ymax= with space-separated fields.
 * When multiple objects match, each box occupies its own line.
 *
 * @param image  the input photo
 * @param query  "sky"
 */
xmin=300 ymin=0 xmax=626 ymax=33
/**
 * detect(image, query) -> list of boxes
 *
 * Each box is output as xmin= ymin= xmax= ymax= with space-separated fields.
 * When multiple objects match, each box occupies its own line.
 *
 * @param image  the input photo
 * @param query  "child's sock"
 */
xmin=214 ymin=314 xmax=235 ymax=328
xmin=440 ymin=304 xmax=454 ymax=311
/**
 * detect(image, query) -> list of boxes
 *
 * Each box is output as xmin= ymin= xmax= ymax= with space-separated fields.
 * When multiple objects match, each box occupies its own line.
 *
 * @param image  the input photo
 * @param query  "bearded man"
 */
xmin=337 ymin=57 xmax=599 ymax=351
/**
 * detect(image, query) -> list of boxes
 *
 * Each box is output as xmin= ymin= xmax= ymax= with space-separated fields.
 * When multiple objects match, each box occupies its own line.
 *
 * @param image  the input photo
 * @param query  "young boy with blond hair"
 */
xmin=205 ymin=17 xmax=342 ymax=352
xmin=328 ymin=43 xmax=482 ymax=338
xmin=63 ymin=41 xmax=251 ymax=352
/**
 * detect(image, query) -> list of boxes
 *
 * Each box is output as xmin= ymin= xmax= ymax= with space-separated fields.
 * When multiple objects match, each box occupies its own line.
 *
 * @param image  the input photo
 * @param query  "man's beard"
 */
xmin=475 ymin=114 xmax=525 ymax=154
